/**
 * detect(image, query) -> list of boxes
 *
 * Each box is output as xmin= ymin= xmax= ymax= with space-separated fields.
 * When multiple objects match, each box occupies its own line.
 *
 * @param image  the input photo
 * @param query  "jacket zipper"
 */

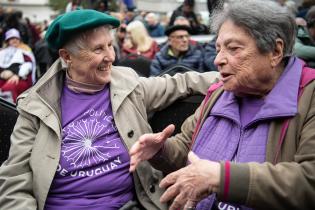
xmin=233 ymin=126 xmax=243 ymax=162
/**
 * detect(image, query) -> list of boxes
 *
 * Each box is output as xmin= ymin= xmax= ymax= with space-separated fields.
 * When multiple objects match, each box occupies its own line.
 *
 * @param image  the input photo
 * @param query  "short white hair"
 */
xmin=63 ymin=25 xmax=113 ymax=55
xmin=145 ymin=12 xmax=157 ymax=21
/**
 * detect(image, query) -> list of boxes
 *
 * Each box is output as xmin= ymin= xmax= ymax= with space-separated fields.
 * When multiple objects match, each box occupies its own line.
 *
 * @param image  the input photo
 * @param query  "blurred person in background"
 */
xmin=123 ymin=6 xmax=140 ymax=25
xmin=0 ymin=6 xmax=6 ymax=48
xmin=144 ymin=12 xmax=165 ymax=37
xmin=173 ymin=16 xmax=198 ymax=46
xmin=285 ymin=0 xmax=298 ymax=16
xmin=65 ymin=0 xmax=83 ymax=13
xmin=297 ymin=0 xmax=315 ymax=18
xmin=95 ymin=1 xmax=108 ymax=13
xmin=169 ymin=0 xmax=205 ymax=35
xmin=160 ymin=14 xmax=170 ymax=28
xmin=2 ymin=10 xmax=32 ymax=48
xmin=113 ymin=23 xmax=127 ymax=63
xmin=0 ymin=28 xmax=35 ymax=103
xmin=34 ymin=30 xmax=56 ymax=78
xmin=294 ymin=5 xmax=315 ymax=67
xmin=25 ymin=17 xmax=41 ymax=50
xmin=109 ymin=12 xmax=126 ymax=62
xmin=122 ymin=0 xmax=135 ymax=10
xmin=122 ymin=20 xmax=159 ymax=59
xmin=203 ymin=37 xmax=218 ymax=71
xmin=173 ymin=15 xmax=191 ymax=27
xmin=150 ymin=25 xmax=204 ymax=76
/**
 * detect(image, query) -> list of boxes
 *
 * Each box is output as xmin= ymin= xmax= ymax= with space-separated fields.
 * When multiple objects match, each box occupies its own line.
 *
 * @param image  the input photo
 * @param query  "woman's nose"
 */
xmin=103 ymin=49 xmax=115 ymax=62
xmin=213 ymin=50 xmax=227 ymax=67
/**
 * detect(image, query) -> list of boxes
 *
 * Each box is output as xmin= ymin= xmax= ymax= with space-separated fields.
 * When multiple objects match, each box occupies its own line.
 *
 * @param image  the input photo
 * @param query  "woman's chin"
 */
xmin=96 ymin=75 xmax=111 ymax=85
xmin=95 ymin=70 xmax=111 ymax=84
xmin=222 ymin=83 xmax=236 ymax=92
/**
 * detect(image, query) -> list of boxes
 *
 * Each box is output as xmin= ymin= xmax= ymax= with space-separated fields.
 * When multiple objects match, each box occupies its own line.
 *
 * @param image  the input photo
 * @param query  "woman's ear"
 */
xmin=270 ymin=38 xmax=284 ymax=68
xmin=59 ymin=48 xmax=71 ymax=64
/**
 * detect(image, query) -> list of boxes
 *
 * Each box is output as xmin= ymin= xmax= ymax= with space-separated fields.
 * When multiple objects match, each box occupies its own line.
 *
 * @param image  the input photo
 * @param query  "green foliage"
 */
xmin=108 ymin=0 xmax=119 ymax=11
xmin=48 ymin=0 xmax=68 ymax=12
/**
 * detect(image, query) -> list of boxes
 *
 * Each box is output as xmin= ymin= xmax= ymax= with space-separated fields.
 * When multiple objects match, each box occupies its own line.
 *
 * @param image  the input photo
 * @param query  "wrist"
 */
xmin=212 ymin=161 xmax=221 ymax=189
xmin=204 ymin=160 xmax=221 ymax=194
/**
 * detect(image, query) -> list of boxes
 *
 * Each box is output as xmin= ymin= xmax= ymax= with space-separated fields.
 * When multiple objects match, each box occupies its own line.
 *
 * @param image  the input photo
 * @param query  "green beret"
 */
xmin=45 ymin=9 xmax=120 ymax=50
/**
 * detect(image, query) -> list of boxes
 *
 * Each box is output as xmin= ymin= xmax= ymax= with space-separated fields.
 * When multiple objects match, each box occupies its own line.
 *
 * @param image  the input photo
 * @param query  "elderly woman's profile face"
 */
xmin=68 ymin=27 xmax=115 ymax=85
xmin=214 ymin=20 xmax=276 ymax=97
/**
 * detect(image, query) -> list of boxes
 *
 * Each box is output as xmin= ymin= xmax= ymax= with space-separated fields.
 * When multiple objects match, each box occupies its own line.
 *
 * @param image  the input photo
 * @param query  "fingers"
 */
xmin=160 ymin=180 xmax=181 ymax=204
xmin=129 ymin=124 xmax=175 ymax=172
xmin=168 ymin=193 xmax=187 ymax=210
xmin=156 ymin=124 xmax=175 ymax=142
xmin=129 ymin=139 xmax=142 ymax=156
xmin=129 ymin=149 xmax=142 ymax=172
xmin=161 ymin=181 xmax=198 ymax=210
xmin=159 ymin=171 xmax=178 ymax=189
xmin=129 ymin=132 xmax=155 ymax=156
xmin=7 ymin=75 xmax=19 ymax=84
xmin=130 ymin=124 xmax=174 ymax=156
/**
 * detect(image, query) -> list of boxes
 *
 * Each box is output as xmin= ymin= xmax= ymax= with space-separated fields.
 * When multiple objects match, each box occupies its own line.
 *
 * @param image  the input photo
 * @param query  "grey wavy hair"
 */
xmin=210 ymin=0 xmax=296 ymax=57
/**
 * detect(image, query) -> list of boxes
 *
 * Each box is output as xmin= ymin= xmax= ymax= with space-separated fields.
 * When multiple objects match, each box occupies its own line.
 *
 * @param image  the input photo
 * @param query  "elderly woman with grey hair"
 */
xmin=129 ymin=0 xmax=315 ymax=209
xmin=0 ymin=10 xmax=219 ymax=210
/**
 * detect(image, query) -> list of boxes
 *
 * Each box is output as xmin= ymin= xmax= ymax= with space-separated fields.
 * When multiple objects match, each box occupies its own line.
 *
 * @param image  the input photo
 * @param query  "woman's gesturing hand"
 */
xmin=159 ymin=151 xmax=221 ymax=210
xmin=129 ymin=124 xmax=175 ymax=172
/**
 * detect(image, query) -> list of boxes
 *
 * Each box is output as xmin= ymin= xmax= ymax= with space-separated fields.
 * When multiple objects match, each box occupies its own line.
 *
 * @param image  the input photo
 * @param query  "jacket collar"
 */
xmin=211 ymin=56 xmax=303 ymax=125
xmin=109 ymin=65 xmax=138 ymax=115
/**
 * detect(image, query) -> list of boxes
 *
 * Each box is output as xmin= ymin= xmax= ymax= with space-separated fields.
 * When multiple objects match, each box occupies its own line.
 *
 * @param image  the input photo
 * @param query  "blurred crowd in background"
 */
xmin=0 ymin=0 xmax=315 ymax=103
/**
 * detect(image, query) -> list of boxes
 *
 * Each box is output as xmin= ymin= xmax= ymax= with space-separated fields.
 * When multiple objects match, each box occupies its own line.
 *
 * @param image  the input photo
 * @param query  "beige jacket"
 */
xmin=151 ymin=82 xmax=315 ymax=210
xmin=0 ymin=59 xmax=219 ymax=210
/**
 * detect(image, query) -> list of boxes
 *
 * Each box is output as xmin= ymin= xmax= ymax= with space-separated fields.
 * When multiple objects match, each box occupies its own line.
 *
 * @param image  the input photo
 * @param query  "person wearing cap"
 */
xmin=150 ymin=24 xmax=204 ymax=76
xmin=0 ymin=28 xmax=36 ymax=103
xmin=0 ymin=9 xmax=219 ymax=210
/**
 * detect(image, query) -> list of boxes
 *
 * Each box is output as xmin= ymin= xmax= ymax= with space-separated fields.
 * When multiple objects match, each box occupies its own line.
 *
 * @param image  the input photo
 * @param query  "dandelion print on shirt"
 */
xmin=62 ymin=113 xmax=120 ymax=170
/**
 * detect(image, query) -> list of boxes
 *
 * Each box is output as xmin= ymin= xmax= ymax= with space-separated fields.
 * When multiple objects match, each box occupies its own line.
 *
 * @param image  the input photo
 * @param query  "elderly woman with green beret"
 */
xmin=0 ymin=10 xmax=219 ymax=210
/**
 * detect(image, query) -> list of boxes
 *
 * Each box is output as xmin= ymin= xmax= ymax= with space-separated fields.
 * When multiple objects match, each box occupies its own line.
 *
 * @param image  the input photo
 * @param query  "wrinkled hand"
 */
xmin=129 ymin=124 xmax=175 ymax=172
xmin=7 ymin=74 xmax=19 ymax=84
xmin=159 ymin=152 xmax=220 ymax=210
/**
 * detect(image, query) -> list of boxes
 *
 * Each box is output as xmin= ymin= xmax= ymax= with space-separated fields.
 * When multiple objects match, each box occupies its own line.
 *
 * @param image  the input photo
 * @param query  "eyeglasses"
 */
xmin=170 ymin=34 xmax=190 ymax=40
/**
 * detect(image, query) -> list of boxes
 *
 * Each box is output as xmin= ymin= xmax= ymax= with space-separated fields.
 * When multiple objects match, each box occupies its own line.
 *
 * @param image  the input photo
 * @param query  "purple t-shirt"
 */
xmin=44 ymin=85 xmax=134 ymax=210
